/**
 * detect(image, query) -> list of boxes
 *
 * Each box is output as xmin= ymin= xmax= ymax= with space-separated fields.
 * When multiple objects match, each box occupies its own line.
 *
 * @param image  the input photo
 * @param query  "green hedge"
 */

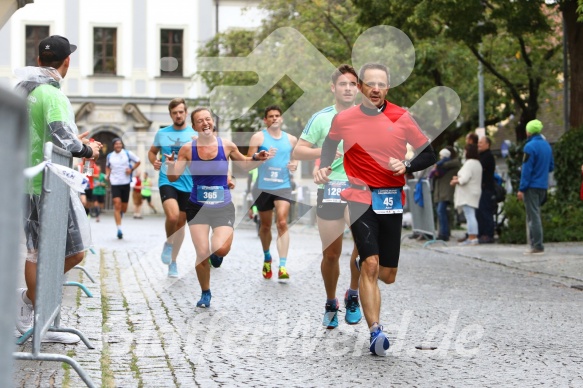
xmin=499 ymin=194 xmax=583 ymax=244
xmin=553 ymin=125 xmax=583 ymax=203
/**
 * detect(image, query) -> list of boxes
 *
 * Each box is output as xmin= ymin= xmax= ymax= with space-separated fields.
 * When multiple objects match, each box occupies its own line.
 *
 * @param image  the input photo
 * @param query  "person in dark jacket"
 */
xmin=431 ymin=146 xmax=461 ymax=241
xmin=477 ymin=136 xmax=496 ymax=243
xmin=517 ymin=119 xmax=554 ymax=255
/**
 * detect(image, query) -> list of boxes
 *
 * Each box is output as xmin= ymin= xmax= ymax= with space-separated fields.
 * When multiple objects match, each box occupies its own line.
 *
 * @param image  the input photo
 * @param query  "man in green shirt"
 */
xmin=15 ymin=35 xmax=101 ymax=344
xmin=292 ymin=64 xmax=362 ymax=329
xmin=141 ymin=172 xmax=158 ymax=214
xmin=92 ymin=168 xmax=107 ymax=222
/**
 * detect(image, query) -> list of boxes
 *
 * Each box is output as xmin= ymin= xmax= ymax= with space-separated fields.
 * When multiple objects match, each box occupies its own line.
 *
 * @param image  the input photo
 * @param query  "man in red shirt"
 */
xmin=315 ymin=63 xmax=436 ymax=356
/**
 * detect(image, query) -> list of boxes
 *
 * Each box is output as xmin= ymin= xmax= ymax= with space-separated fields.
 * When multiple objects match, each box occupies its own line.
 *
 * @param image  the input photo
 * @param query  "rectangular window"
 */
xmin=93 ymin=27 xmax=117 ymax=75
xmin=25 ymin=26 xmax=50 ymax=66
xmin=160 ymin=29 xmax=183 ymax=77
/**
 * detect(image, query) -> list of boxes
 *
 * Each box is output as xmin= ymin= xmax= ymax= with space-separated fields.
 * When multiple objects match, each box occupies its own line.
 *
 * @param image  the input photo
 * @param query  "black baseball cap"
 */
xmin=38 ymin=35 xmax=77 ymax=61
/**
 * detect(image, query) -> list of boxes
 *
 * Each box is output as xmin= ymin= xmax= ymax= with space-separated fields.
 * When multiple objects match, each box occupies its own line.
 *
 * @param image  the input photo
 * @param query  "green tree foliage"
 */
xmin=197 ymin=0 xmax=362 ymax=140
xmin=198 ymin=0 xmax=489 ymax=150
xmin=352 ymin=0 xmax=564 ymax=141
xmin=552 ymin=125 xmax=583 ymax=202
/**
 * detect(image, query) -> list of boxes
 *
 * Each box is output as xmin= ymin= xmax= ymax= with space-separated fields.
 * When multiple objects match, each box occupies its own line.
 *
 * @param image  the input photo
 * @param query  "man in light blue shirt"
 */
xmin=148 ymin=98 xmax=196 ymax=277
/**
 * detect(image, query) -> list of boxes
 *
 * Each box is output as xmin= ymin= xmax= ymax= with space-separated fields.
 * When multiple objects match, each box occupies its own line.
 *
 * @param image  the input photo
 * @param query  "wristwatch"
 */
xmin=402 ymin=160 xmax=411 ymax=172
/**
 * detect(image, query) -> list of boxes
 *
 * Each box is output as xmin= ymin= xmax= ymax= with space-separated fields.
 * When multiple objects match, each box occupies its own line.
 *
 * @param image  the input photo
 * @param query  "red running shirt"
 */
xmin=328 ymin=101 xmax=429 ymax=204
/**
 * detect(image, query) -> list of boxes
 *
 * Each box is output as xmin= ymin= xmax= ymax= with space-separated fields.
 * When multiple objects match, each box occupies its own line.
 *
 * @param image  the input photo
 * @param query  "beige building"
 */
xmin=1 ymin=0 xmax=263 ymax=209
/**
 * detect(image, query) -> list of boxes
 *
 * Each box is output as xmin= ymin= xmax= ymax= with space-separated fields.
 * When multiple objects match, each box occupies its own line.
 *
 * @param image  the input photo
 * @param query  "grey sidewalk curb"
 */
xmin=423 ymin=243 xmax=583 ymax=287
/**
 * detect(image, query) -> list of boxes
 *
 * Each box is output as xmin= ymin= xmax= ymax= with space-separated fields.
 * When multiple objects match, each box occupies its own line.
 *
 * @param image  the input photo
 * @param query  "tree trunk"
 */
xmin=562 ymin=0 xmax=583 ymax=129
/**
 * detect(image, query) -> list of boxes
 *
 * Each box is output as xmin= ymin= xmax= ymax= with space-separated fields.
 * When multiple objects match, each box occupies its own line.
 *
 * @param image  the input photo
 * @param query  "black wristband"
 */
xmin=76 ymin=144 xmax=94 ymax=158
xmin=252 ymin=153 xmax=258 ymax=161
xmin=86 ymin=144 xmax=96 ymax=158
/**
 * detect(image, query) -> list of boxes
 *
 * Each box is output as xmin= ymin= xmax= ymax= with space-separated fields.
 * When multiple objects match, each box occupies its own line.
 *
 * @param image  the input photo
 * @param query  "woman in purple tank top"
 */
xmin=166 ymin=107 xmax=268 ymax=308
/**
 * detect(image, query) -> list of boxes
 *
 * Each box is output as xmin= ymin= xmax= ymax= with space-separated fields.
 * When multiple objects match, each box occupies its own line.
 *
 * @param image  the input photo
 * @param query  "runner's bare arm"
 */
xmin=246 ymin=131 xmax=264 ymax=159
xmin=226 ymin=139 xmax=269 ymax=169
xmin=292 ymin=138 xmax=320 ymax=161
xmin=287 ymin=135 xmax=298 ymax=172
xmin=148 ymin=145 xmax=162 ymax=171
xmin=166 ymin=143 xmax=190 ymax=182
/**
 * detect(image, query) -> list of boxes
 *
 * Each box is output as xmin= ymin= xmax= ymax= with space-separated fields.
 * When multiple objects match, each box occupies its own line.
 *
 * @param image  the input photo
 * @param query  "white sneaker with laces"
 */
xmin=458 ymin=238 xmax=479 ymax=246
xmin=41 ymin=331 xmax=80 ymax=344
xmin=16 ymin=288 xmax=33 ymax=334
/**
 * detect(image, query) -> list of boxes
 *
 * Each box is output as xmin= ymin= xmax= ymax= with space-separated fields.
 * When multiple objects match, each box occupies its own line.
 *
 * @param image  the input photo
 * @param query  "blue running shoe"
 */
xmin=344 ymin=291 xmax=362 ymax=325
xmin=168 ymin=262 xmax=178 ymax=278
xmin=369 ymin=326 xmax=390 ymax=356
xmin=209 ymin=254 xmax=223 ymax=268
xmin=196 ymin=291 xmax=211 ymax=308
xmin=161 ymin=242 xmax=173 ymax=265
xmin=322 ymin=299 xmax=339 ymax=329
xmin=117 ymin=230 xmax=123 ymax=239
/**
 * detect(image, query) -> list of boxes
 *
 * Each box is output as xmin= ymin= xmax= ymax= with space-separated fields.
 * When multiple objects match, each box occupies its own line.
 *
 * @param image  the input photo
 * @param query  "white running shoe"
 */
xmin=41 ymin=331 xmax=80 ymax=344
xmin=15 ymin=288 xmax=33 ymax=334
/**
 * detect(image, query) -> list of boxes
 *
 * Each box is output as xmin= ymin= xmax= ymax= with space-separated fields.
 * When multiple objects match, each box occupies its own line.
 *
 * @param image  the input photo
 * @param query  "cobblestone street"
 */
xmin=13 ymin=215 xmax=583 ymax=387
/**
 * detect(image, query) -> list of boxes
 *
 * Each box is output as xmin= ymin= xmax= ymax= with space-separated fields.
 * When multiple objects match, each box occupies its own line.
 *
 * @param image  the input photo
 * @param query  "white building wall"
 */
xmin=3 ymin=0 xmax=65 ymax=76
xmin=1 ymin=0 xmax=266 ymax=211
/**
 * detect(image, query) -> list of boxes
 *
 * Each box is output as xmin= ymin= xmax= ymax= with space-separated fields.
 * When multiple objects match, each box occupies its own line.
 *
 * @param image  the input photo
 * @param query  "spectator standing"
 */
xmin=517 ymin=119 xmax=554 ymax=255
xmin=431 ymin=146 xmax=461 ymax=241
xmin=451 ymin=144 xmax=482 ymax=246
xmin=477 ymin=136 xmax=496 ymax=243
xmin=15 ymin=35 xmax=101 ymax=343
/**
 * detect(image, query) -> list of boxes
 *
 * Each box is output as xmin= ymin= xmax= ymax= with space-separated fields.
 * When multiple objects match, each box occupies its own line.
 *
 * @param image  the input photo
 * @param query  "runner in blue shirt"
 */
xmin=247 ymin=106 xmax=298 ymax=281
xmin=148 ymin=98 xmax=196 ymax=277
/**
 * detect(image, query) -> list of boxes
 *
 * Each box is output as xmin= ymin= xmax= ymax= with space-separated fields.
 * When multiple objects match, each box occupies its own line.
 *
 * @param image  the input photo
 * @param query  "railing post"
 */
xmin=0 ymin=86 xmax=29 ymax=388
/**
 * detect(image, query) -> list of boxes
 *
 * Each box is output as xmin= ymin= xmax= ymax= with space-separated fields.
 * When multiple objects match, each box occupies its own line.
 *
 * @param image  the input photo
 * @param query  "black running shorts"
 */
xmin=348 ymin=201 xmax=402 ymax=268
xmin=111 ymin=184 xmax=131 ymax=203
xmin=159 ymin=185 xmax=191 ymax=212
xmin=316 ymin=188 xmax=348 ymax=220
xmin=253 ymin=188 xmax=294 ymax=212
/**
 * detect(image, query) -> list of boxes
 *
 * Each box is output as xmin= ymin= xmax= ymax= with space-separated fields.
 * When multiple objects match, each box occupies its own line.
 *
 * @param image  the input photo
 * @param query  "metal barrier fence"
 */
xmin=0 ymin=86 xmax=29 ymax=388
xmin=13 ymin=143 xmax=96 ymax=388
xmin=402 ymin=178 xmax=446 ymax=247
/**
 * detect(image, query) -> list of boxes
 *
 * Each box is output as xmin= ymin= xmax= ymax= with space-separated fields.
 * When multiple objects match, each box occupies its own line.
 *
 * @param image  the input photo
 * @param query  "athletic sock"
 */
xmin=348 ymin=288 xmax=359 ymax=298
xmin=263 ymin=250 xmax=271 ymax=262
xmin=370 ymin=322 xmax=380 ymax=333
xmin=279 ymin=257 xmax=287 ymax=268
xmin=326 ymin=298 xmax=338 ymax=307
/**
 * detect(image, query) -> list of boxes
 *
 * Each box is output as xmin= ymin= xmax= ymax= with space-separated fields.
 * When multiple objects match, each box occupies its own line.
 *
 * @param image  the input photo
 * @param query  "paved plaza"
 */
xmin=13 ymin=214 xmax=583 ymax=387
